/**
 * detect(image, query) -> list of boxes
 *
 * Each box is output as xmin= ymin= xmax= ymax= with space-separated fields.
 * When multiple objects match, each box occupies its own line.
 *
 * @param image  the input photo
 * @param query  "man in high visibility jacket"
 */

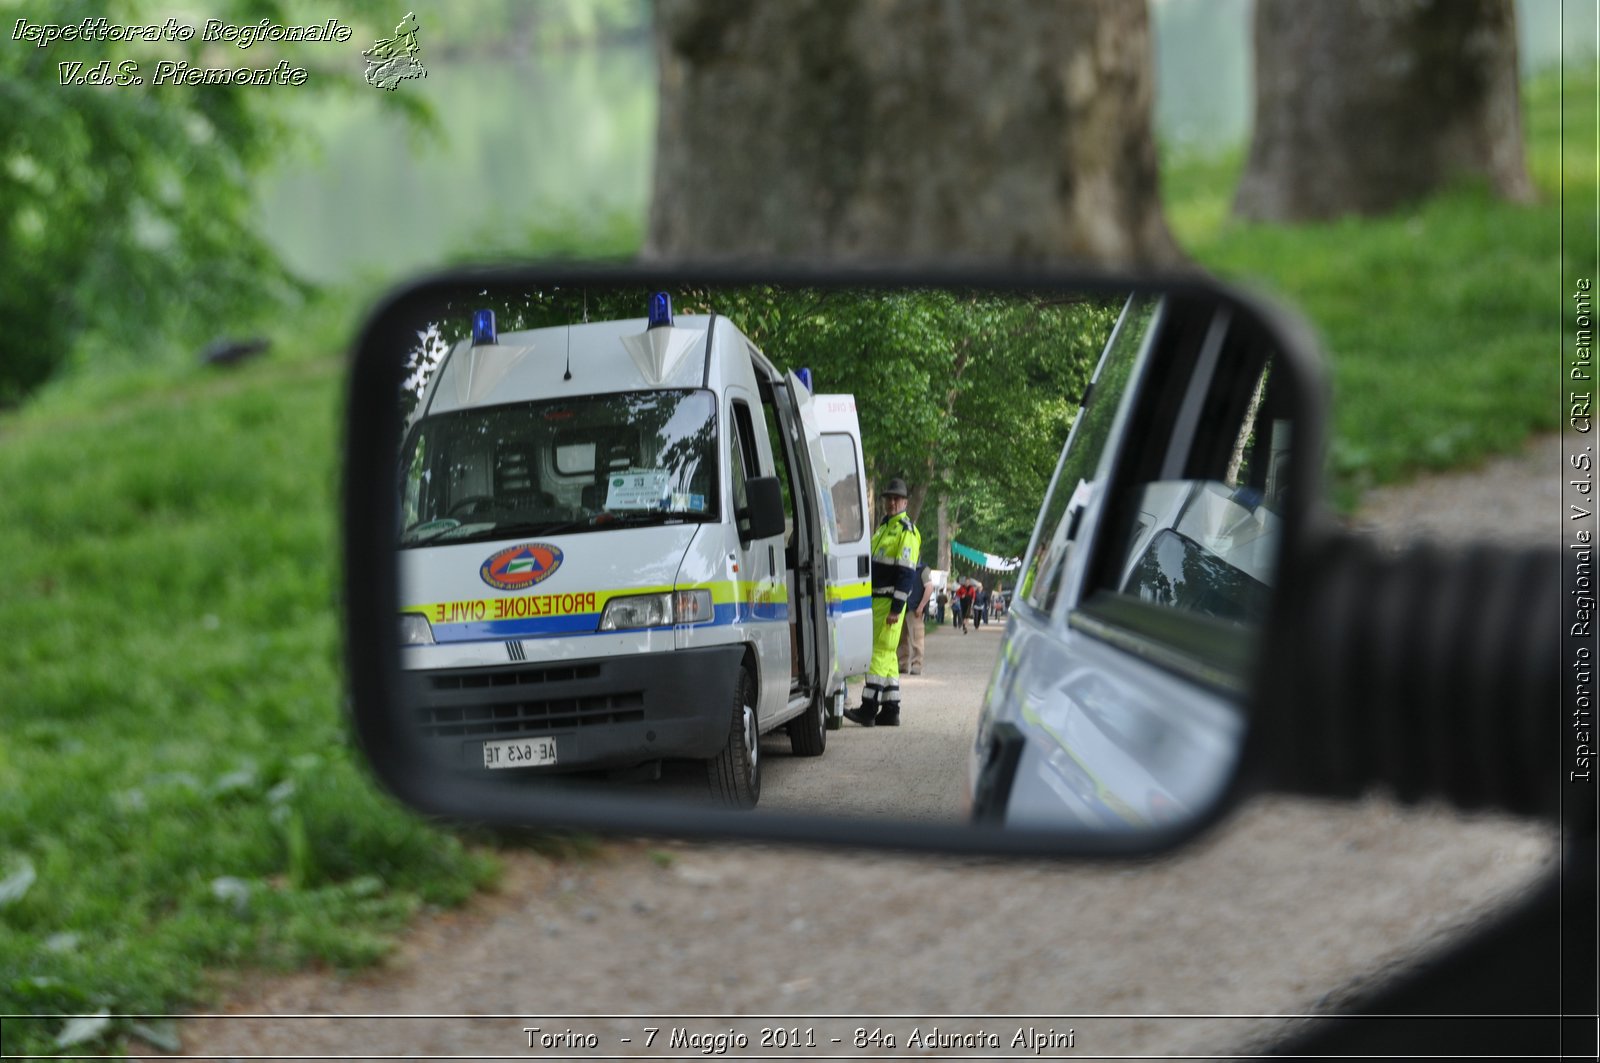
xmin=844 ymin=478 xmax=922 ymax=727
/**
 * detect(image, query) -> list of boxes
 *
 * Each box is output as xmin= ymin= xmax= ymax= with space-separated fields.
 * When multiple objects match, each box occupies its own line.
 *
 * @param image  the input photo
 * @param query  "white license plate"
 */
xmin=482 ymin=735 xmax=557 ymax=769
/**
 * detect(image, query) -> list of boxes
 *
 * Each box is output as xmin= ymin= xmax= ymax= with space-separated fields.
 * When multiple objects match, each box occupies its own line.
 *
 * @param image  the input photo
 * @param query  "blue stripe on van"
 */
xmin=431 ymin=602 xmax=789 ymax=643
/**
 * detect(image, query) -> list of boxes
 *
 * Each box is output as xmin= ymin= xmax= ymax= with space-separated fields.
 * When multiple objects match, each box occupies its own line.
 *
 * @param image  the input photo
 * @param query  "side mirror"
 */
xmin=739 ymin=475 xmax=786 ymax=542
xmin=345 ymin=267 xmax=1323 ymax=854
xmin=342 ymin=265 xmax=1569 ymax=856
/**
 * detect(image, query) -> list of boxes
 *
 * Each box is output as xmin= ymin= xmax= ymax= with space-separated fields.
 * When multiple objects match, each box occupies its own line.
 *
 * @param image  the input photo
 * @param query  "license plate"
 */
xmin=482 ymin=735 xmax=557 ymax=769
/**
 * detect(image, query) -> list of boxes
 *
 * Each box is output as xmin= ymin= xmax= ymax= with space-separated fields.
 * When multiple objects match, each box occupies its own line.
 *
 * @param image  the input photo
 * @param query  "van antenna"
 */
xmin=562 ymin=290 xmax=584 ymax=381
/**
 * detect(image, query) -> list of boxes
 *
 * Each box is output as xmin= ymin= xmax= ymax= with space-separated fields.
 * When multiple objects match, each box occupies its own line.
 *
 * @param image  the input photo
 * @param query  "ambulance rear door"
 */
xmin=789 ymin=379 xmax=872 ymax=693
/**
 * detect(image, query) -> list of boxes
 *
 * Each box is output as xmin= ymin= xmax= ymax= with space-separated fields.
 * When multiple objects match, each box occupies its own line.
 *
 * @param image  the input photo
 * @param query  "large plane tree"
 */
xmin=645 ymin=0 xmax=1178 ymax=264
xmin=1234 ymin=0 xmax=1533 ymax=222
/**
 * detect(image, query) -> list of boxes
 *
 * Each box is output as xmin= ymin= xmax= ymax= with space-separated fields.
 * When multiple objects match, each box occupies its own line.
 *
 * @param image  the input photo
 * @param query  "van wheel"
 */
xmin=707 ymin=667 xmax=760 ymax=809
xmin=787 ymin=690 xmax=827 ymax=757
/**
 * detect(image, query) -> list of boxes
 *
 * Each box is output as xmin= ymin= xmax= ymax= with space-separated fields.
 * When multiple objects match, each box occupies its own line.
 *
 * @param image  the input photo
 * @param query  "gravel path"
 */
xmin=168 ymin=437 xmax=1563 ymax=1062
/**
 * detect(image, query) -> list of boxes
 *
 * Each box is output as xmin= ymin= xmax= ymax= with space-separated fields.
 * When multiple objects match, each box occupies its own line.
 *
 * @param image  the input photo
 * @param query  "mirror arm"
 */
xmin=1251 ymin=531 xmax=1582 ymax=829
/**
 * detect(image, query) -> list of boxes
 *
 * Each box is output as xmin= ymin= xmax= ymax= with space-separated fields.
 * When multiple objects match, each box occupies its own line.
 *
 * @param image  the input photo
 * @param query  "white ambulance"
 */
xmin=396 ymin=295 xmax=872 ymax=808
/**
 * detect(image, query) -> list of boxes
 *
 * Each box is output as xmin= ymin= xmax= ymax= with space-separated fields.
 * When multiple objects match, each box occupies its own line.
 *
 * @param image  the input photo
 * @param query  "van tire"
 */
xmin=787 ymin=691 xmax=827 ymax=757
xmin=707 ymin=667 xmax=760 ymax=809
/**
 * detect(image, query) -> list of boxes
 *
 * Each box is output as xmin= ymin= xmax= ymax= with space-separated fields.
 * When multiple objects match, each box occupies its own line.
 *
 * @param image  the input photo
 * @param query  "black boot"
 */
xmin=875 ymin=708 xmax=900 ymax=727
xmin=843 ymin=705 xmax=877 ymax=727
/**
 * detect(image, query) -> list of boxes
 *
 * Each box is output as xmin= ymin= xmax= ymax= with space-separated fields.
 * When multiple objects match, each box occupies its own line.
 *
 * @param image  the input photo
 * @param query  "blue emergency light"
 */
xmin=796 ymin=367 xmax=813 ymax=392
xmin=647 ymin=292 xmax=673 ymax=329
xmin=471 ymin=309 xmax=497 ymax=346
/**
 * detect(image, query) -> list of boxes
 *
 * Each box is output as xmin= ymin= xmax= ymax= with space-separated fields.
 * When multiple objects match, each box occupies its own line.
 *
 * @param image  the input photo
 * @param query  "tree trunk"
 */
xmin=1234 ymin=0 xmax=1533 ymax=223
xmin=648 ymin=0 xmax=1178 ymax=264
xmin=937 ymin=493 xmax=953 ymax=572
xmin=907 ymin=480 xmax=930 ymax=530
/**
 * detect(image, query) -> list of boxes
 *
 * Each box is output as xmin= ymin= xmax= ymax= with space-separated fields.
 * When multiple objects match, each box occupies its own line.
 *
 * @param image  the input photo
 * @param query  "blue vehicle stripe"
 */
xmin=431 ymin=601 xmax=791 ymax=643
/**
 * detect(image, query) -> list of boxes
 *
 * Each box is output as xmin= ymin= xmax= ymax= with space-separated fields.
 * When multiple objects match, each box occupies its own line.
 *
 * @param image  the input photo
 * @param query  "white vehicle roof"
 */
xmin=420 ymin=315 xmax=721 ymax=417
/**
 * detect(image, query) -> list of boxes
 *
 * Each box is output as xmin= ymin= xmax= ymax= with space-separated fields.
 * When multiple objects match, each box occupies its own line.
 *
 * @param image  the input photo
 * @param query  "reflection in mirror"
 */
xmin=383 ymin=283 xmax=1297 ymax=835
xmin=971 ymin=296 xmax=1292 ymax=832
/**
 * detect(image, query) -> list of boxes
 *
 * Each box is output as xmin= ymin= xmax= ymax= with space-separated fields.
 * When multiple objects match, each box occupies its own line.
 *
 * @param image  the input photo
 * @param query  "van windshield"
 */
xmin=399 ymin=389 xmax=719 ymax=547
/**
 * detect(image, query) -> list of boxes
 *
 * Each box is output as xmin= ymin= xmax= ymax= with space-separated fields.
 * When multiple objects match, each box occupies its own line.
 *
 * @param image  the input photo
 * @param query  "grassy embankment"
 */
xmin=0 ymin=68 xmax=1592 ymax=1054
xmin=0 ymin=299 xmax=502 ymax=1054
xmin=1163 ymin=68 xmax=1597 ymax=507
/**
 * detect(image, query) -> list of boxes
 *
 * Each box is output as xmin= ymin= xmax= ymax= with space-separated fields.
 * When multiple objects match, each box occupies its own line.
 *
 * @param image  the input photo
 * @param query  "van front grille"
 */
xmin=414 ymin=662 xmax=644 ymax=737
xmin=427 ymin=662 xmax=601 ymax=690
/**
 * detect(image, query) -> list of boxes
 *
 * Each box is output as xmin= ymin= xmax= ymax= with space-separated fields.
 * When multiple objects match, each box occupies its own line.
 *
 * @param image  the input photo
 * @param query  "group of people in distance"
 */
xmin=939 ymin=575 xmax=999 ymax=634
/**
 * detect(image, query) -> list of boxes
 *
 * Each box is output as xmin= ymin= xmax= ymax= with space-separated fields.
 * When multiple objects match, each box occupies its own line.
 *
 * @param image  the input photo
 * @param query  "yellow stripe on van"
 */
xmin=826 ymin=580 xmax=871 ymax=603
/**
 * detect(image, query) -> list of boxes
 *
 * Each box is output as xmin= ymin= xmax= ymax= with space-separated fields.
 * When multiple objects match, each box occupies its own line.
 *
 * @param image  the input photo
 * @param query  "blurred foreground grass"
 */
xmin=0 ymin=318 xmax=498 ymax=1055
xmin=0 ymin=66 xmax=1591 ymax=1055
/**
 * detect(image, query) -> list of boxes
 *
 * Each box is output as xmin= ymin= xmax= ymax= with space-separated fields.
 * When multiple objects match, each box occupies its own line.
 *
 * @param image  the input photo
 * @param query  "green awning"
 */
xmin=951 ymin=540 xmax=1021 ymax=573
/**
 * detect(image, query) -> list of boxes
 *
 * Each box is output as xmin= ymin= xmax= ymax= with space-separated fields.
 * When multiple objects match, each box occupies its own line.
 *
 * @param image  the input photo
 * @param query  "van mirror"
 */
xmin=344 ymin=267 xmax=1327 ymax=854
xmin=739 ymin=476 xmax=786 ymax=542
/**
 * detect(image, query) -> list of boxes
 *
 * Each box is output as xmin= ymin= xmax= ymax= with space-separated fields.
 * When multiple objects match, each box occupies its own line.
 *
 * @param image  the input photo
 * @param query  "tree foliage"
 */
xmin=0 ymin=0 xmax=434 ymax=406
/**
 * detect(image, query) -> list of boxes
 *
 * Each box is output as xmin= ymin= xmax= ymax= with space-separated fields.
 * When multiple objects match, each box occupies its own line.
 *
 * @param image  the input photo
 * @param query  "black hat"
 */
xmin=880 ymin=477 xmax=909 ymax=498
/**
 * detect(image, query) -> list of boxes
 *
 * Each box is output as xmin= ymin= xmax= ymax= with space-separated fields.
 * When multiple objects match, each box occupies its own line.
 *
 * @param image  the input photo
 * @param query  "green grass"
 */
xmin=1164 ymin=67 xmax=1598 ymax=506
xmin=0 ymin=315 xmax=500 ymax=1056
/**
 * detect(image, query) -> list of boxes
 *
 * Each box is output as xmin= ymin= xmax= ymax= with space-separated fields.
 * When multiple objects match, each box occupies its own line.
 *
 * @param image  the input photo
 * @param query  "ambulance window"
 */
xmin=820 ymin=433 xmax=863 ymax=543
xmin=762 ymin=410 xmax=796 ymax=545
xmin=1019 ymin=295 xmax=1158 ymax=617
xmin=554 ymin=440 xmax=596 ymax=476
xmin=446 ymin=439 xmax=493 ymax=503
xmin=730 ymin=401 xmax=761 ymax=477
xmin=728 ymin=405 xmax=752 ymax=517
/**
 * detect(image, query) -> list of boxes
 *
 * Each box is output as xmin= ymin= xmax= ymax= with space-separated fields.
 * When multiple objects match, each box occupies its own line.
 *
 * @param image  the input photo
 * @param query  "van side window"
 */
xmin=762 ymin=407 xmax=797 ymax=545
xmin=820 ymin=433 xmax=863 ymax=543
xmin=1090 ymin=312 xmax=1288 ymax=633
xmin=728 ymin=401 xmax=757 ymax=527
xmin=730 ymin=401 xmax=761 ymax=477
xmin=1018 ymin=296 xmax=1159 ymax=617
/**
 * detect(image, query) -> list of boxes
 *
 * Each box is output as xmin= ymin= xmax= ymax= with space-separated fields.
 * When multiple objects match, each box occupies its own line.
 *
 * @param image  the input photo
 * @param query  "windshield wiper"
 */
xmin=400 ymin=522 xmax=467 ymax=547
xmin=400 ymin=519 xmax=565 ymax=548
xmin=596 ymin=511 xmax=710 ymax=528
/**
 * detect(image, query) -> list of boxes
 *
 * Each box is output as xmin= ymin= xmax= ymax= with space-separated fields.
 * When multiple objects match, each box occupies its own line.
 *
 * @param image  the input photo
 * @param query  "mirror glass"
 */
xmin=373 ymin=280 xmax=1298 ymax=837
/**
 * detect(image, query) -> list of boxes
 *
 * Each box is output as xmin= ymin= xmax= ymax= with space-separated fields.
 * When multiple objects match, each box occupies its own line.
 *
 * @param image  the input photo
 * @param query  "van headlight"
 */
xmin=598 ymin=589 xmax=713 ymax=631
xmin=399 ymin=613 xmax=435 ymax=645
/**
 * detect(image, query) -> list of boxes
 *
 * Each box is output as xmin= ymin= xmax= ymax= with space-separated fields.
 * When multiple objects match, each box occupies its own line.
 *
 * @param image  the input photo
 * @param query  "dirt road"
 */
xmin=170 ymin=436 xmax=1562 ymax=1061
xmin=753 ymin=617 xmax=994 ymax=823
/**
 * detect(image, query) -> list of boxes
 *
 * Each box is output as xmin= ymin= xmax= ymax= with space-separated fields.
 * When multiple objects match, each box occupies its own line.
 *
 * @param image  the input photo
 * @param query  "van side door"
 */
xmin=726 ymin=389 xmax=790 ymax=725
xmin=790 ymin=379 xmax=873 ymax=693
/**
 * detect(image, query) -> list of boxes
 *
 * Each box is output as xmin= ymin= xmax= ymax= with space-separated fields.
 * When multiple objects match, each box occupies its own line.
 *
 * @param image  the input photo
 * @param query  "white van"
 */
xmin=396 ymin=296 xmax=872 ymax=808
